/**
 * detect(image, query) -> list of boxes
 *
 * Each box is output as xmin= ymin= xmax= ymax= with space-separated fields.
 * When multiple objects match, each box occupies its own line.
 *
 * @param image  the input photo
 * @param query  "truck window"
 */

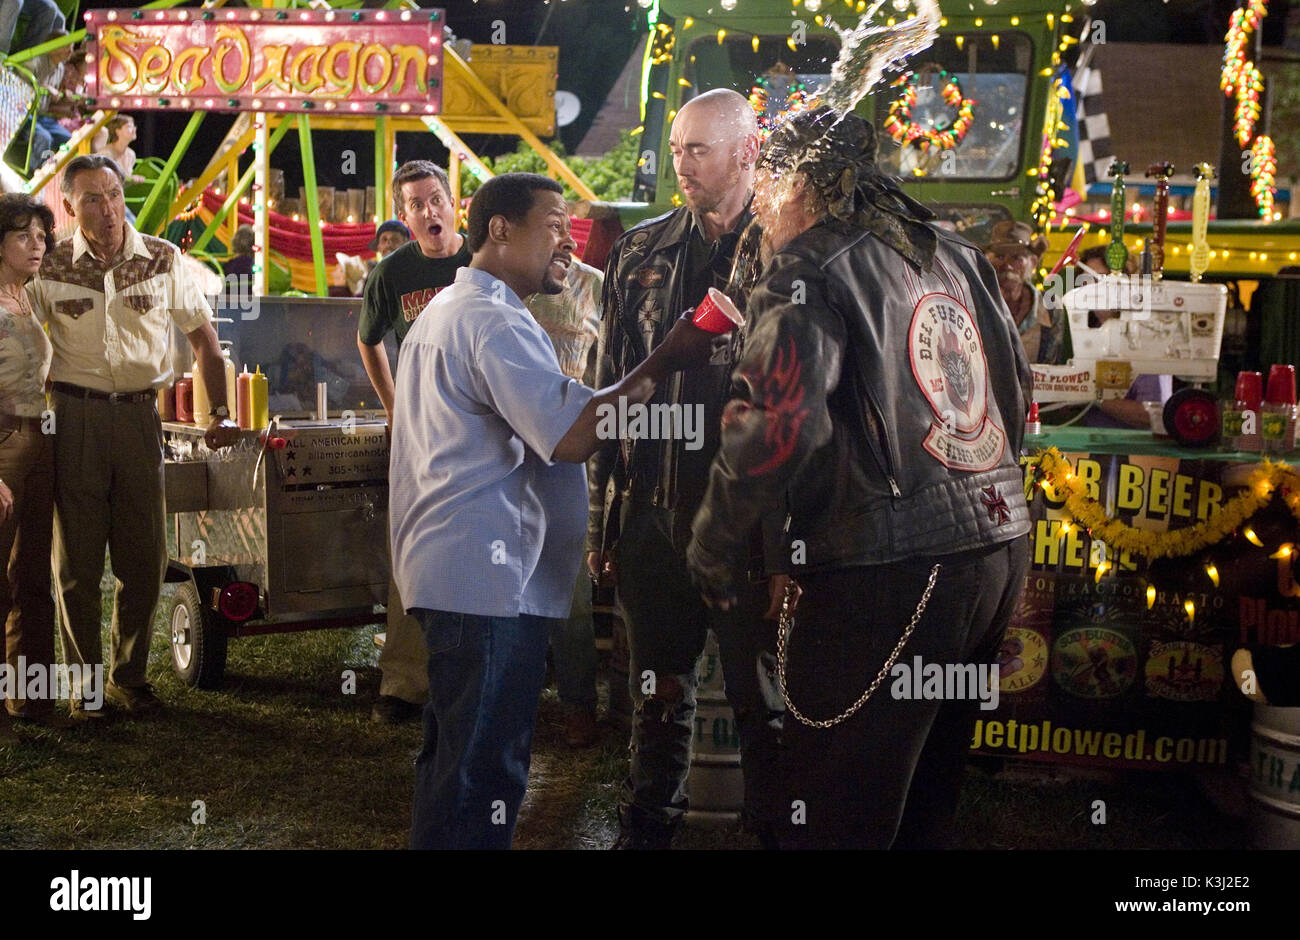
xmin=873 ymin=31 xmax=1033 ymax=182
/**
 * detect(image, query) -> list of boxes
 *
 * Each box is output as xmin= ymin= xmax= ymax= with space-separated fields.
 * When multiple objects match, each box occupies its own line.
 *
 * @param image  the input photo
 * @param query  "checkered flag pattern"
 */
xmin=1073 ymin=60 xmax=1113 ymax=187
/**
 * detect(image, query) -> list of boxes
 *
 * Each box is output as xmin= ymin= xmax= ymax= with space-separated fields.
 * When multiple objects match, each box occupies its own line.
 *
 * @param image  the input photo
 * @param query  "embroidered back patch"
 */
xmin=908 ymin=291 xmax=1006 ymax=472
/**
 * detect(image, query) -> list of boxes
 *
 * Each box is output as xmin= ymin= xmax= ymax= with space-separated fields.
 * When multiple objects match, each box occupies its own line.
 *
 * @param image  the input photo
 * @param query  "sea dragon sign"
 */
xmin=83 ymin=7 xmax=444 ymax=113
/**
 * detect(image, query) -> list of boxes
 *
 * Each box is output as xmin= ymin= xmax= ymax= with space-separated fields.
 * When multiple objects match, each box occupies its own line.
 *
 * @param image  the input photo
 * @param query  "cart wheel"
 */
xmin=170 ymin=581 xmax=229 ymax=689
xmin=1163 ymin=388 xmax=1220 ymax=448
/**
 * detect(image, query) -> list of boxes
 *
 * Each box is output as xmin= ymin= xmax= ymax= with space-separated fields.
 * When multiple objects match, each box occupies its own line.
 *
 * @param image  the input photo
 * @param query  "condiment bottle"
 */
xmin=237 ymin=364 xmax=253 ymax=430
xmin=1261 ymin=365 xmax=1297 ymax=455
xmin=192 ymin=362 xmax=211 ymax=424
xmin=194 ymin=348 xmax=239 ymax=424
xmin=1025 ymin=402 xmax=1041 ymax=437
xmin=174 ymin=374 xmax=194 ymax=423
xmin=222 ymin=346 xmax=238 ymax=420
xmin=249 ymin=366 xmax=269 ymax=430
xmin=157 ymin=384 xmax=175 ymax=421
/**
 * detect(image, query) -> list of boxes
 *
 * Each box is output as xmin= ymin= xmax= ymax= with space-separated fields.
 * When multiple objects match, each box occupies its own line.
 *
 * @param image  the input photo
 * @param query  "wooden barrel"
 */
xmin=1248 ymin=704 xmax=1300 ymax=849
xmin=686 ymin=631 xmax=744 ymax=824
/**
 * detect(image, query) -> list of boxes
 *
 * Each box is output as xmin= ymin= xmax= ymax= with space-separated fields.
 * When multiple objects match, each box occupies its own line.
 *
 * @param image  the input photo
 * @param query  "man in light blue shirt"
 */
xmin=390 ymin=173 xmax=715 ymax=849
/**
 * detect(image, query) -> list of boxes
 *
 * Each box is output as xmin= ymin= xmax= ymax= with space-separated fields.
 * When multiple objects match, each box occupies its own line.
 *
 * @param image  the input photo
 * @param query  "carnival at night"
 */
xmin=0 ymin=0 xmax=1296 ymax=910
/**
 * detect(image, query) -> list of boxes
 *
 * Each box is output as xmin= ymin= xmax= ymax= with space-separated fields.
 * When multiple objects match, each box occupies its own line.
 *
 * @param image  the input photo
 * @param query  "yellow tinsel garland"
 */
xmin=1034 ymin=447 xmax=1300 ymax=561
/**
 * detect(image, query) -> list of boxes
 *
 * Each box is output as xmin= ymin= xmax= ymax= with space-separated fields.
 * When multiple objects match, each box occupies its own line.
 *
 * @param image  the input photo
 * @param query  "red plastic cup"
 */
xmin=1265 ymin=364 xmax=1296 ymax=405
xmin=692 ymin=287 xmax=745 ymax=334
xmin=1235 ymin=371 xmax=1264 ymax=410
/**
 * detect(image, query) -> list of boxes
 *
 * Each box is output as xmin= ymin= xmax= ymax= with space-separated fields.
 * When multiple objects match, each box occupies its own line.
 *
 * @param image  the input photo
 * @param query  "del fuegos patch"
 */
xmin=908 ymin=292 xmax=1006 ymax=472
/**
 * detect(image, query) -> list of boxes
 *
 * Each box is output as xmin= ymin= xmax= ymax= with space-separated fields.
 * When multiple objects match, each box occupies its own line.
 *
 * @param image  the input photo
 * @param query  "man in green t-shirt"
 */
xmin=357 ymin=159 xmax=471 ymax=723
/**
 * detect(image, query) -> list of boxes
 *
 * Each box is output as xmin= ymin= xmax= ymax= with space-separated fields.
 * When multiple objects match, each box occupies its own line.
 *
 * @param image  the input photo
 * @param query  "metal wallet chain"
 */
xmin=776 ymin=563 xmax=943 ymax=729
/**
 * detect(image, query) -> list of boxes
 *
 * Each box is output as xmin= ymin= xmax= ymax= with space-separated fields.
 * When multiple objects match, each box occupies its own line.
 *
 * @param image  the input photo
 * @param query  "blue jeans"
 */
xmin=35 ymin=114 xmax=69 ymax=155
xmin=410 ymin=608 xmax=552 ymax=850
xmin=548 ymin=561 xmax=597 ymax=708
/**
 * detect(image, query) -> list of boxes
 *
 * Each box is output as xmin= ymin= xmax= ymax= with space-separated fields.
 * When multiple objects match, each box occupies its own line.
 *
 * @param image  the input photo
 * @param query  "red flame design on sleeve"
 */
xmin=745 ymin=335 xmax=809 ymax=476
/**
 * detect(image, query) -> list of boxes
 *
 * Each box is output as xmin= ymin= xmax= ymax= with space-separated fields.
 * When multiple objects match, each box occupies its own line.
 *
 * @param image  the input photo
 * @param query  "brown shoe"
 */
xmin=105 ymin=682 xmax=164 ymax=714
xmin=564 ymin=706 xmax=599 ymax=748
xmin=68 ymin=697 xmax=110 ymax=722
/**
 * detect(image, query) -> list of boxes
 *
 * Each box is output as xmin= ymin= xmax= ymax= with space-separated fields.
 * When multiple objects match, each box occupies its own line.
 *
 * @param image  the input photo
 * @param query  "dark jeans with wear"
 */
xmin=615 ymin=497 xmax=785 ymax=832
xmin=776 ymin=536 xmax=1030 ymax=850
xmin=410 ymin=608 xmax=554 ymax=850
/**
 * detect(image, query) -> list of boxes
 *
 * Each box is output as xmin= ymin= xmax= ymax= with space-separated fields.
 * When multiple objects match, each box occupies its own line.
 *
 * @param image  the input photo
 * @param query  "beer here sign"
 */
xmin=83 ymin=7 xmax=444 ymax=113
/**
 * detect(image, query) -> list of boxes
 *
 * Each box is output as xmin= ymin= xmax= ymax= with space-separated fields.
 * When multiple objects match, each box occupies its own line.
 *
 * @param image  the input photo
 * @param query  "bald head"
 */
xmin=676 ymin=88 xmax=760 ymax=143
xmin=669 ymin=89 xmax=760 ymax=236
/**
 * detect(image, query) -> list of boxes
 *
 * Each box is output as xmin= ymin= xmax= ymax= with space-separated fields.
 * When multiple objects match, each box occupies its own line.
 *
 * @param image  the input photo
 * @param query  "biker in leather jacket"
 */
xmin=686 ymin=120 xmax=1033 ymax=603
xmin=586 ymin=202 xmax=754 ymax=555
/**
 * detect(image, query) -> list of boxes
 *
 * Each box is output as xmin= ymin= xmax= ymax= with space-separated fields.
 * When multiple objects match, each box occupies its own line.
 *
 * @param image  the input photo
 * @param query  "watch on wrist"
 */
xmin=211 ymin=405 xmax=230 ymax=419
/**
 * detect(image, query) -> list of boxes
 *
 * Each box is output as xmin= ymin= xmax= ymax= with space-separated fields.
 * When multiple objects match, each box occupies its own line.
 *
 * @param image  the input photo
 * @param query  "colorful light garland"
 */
xmin=882 ymin=68 xmax=975 ymax=152
xmin=1220 ymin=0 xmax=1267 ymax=100
xmin=1219 ymin=0 xmax=1276 ymax=215
xmin=1232 ymin=62 xmax=1263 ymax=148
xmin=1250 ymin=135 xmax=1277 ymax=219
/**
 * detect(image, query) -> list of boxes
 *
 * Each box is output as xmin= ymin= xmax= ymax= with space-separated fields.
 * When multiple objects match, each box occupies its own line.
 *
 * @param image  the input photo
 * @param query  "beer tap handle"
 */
xmin=1106 ymin=160 xmax=1129 ymax=274
xmin=1145 ymin=161 xmax=1175 ymax=280
xmin=1189 ymin=163 xmax=1215 ymax=284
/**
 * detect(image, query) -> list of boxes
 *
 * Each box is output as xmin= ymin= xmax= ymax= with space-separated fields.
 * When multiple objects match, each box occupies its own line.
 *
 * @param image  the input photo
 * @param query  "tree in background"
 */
xmin=461 ymin=127 xmax=640 ymax=203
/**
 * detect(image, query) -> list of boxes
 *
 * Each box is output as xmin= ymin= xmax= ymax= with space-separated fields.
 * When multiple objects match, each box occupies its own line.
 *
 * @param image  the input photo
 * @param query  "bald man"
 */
xmin=588 ymin=88 xmax=787 ymax=849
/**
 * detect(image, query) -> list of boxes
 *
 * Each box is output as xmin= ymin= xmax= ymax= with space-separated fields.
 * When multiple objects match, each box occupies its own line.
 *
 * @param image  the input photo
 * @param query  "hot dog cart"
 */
xmin=161 ymin=296 xmax=396 ymax=688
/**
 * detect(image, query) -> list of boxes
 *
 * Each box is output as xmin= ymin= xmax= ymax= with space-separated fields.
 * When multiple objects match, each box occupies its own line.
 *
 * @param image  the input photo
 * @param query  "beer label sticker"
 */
xmin=998 ymin=626 xmax=1048 ymax=692
xmin=1052 ymin=627 xmax=1138 ymax=698
xmin=1144 ymin=641 xmax=1224 ymax=702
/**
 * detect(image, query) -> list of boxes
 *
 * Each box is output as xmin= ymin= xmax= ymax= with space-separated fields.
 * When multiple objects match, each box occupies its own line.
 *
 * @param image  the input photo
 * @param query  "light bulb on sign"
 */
xmin=637 ymin=0 xmax=652 ymax=7
xmin=804 ymin=0 xmax=821 ymax=11
xmin=721 ymin=0 xmax=736 ymax=9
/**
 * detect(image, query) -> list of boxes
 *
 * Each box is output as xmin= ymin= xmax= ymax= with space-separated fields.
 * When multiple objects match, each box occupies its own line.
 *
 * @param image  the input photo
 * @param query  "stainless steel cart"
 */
xmin=162 ymin=417 xmax=390 ymax=687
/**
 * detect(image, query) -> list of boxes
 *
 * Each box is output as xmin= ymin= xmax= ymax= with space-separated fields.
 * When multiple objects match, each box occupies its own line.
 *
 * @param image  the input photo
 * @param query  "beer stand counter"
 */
xmin=977 ymin=425 xmax=1300 ymax=776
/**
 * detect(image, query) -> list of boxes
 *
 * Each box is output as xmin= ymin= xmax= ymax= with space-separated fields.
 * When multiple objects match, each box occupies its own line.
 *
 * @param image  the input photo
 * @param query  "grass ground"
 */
xmin=0 ymin=579 xmax=1249 ymax=850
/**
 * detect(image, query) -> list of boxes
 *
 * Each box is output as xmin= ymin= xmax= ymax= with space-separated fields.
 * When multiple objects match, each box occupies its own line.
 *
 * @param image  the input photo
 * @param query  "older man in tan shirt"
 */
xmin=28 ymin=154 xmax=238 ymax=719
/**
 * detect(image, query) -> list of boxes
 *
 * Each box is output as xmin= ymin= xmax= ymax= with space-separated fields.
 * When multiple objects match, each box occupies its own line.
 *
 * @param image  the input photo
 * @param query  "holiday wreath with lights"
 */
xmin=883 ymin=67 xmax=976 ymax=151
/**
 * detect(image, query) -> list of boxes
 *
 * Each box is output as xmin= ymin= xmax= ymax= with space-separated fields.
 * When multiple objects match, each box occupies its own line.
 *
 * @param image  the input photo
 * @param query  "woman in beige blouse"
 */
xmin=0 ymin=194 xmax=58 ymax=741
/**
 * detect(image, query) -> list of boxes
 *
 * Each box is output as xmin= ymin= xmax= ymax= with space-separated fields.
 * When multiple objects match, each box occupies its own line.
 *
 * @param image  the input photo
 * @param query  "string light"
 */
xmin=1204 ymin=562 xmax=1220 ymax=587
xmin=1250 ymin=135 xmax=1277 ymax=218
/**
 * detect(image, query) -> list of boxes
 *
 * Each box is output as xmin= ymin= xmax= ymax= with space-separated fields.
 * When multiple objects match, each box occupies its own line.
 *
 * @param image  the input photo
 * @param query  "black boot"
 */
xmin=610 ymin=804 xmax=678 ymax=850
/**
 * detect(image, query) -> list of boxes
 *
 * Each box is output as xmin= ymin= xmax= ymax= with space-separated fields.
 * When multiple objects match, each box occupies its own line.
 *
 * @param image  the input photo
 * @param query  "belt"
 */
xmin=52 ymin=381 xmax=155 ymax=404
xmin=0 ymin=414 xmax=43 ymax=433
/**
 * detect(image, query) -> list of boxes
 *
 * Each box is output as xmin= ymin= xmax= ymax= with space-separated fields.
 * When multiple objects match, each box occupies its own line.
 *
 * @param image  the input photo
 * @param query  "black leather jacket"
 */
xmin=687 ymin=216 xmax=1033 ymax=594
xmin=587 ymin=204 xmax=755 ymax=555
